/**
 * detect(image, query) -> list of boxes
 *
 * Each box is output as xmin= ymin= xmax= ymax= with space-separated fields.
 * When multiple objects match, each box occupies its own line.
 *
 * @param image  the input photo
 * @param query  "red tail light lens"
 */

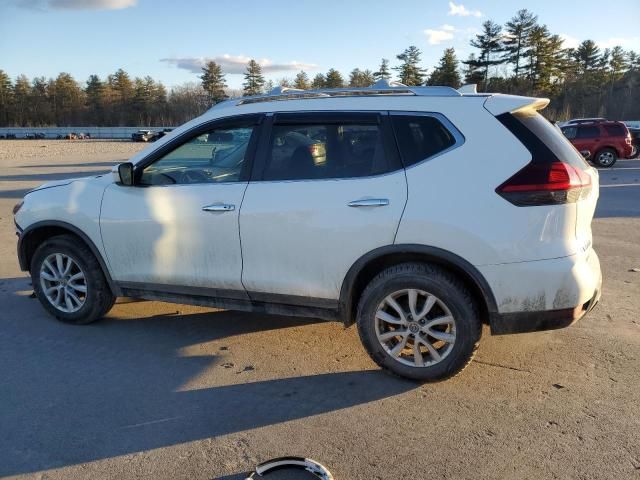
xmin=497 ymin=161 xmax=592 ymax=206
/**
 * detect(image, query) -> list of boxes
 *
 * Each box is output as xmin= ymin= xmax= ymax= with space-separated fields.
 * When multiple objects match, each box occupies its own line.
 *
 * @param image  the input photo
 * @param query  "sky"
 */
xmin=1 ymin=0 xmax=639 ymax=89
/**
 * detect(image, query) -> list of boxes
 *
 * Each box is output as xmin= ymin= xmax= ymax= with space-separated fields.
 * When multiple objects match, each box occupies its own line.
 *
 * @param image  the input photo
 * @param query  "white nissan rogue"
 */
xmin=13 ymin=81 xmax=602 ymax=381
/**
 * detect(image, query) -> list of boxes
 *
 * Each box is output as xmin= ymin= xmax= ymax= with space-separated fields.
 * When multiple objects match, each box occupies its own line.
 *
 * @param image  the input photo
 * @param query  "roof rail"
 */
xmin=226 ymin=79 xmax=461 ymax=107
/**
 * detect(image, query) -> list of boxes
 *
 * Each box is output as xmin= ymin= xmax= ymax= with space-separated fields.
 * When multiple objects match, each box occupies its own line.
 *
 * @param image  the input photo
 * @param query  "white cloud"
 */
xmin=560 ymin=33 xmax=580 ymax=49
xmin=596 ymin=37 xmax=640 ymax=50
xmin=15 ymin=0 xmax=136 ymax=9
xmin=161 ymin=55 xmax=318 ymax=75
xmin=447 ymin=1 xmax=482 ymax=17
xmin=424 ymin=24 xmax=456 ymax=45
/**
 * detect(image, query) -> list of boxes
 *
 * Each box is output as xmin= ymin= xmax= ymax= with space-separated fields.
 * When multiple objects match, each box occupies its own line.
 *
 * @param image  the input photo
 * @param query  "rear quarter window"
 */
xmin=604 ymin=124 xmax=626 ymax=137
xmin=391 ymin=115 xmax=458 ymax=167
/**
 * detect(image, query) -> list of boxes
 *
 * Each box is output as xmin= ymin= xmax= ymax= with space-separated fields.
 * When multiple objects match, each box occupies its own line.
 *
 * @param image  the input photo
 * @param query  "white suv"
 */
xmin=13 ymin=82 xmax=602 ymax=381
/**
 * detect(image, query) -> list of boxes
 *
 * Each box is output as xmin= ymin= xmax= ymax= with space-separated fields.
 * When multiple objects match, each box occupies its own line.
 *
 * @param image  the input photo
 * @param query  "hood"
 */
xmin=28 ymin=174 xmax=111 ymax=195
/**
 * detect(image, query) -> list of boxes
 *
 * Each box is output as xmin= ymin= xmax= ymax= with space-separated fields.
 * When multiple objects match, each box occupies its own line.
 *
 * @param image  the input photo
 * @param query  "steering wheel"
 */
xmin=181 ymin=169 xmax=210 ymax=184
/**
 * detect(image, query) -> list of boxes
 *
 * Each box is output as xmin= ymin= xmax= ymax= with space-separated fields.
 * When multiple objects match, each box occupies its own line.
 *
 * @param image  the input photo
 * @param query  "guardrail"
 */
xmin=0 ymin=127 xmax=174 ymax=140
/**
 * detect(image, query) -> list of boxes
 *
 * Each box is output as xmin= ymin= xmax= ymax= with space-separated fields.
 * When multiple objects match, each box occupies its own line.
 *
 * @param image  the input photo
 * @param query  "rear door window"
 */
xmin=261 ymin=113 xmax=400 ymax=181
xmin=391 ymin=115 xmax=458 ymax=167
xmin=576 ymin=126 xmax=600 ymax=139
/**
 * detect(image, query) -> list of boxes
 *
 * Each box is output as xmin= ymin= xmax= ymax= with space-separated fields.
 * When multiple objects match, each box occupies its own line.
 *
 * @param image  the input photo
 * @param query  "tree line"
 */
xmin=1 ymin=8 xmax=638 ymax=127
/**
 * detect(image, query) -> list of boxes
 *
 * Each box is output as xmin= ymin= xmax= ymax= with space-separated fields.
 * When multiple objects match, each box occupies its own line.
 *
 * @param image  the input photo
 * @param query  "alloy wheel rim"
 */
xmin=375 ymin=289 xmax=456 ymax=368
xmin=39 ymin=253 xmax=87 ymax=313
xmin=599 ymin=152 xmax=614 ymax=165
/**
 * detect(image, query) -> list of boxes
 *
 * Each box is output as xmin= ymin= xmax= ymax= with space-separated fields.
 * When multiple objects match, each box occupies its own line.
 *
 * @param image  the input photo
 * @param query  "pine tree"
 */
xmin=573 ymin=40 xmax=602 ymax=75
xmin=608 ymin=46 xmax=628 ymax=82
xmin=324 ymin=68 xmax=345 ymax=88
xmin=0 ymin=70 xmax=14 ymax=126
xmin=242 ymin=59 xmax=265 ymax=96
xmin=85 ymin=74 xmax=105 ymax=124
xmin=108 ymin=68 xmax=133 ymax=124
xmin=293 ymin=71 xmax=310 ymax=89
xmin=374 ymin=58 xmax=391 ymax=81
xmin=53 ymin=72 xmax=84 ymax=126
xmin=30 ymin=76 xmax=52 ymax=126
xmin=427 ymin=48 xmax=462 ymax=88
xmin=311 ymin=73 xmax=326 ymax=89
xmin=502 ymin=9 xmax=538 ymax=79
xmin=462 ymin=54 xmax=485 ymax=85
xmin=200 ymin=61 xmax=228 ymax=104
xmin=465 ymin=21 xmax=504 ymax=84
xmin=348 ymin=68 xmax=376 ymax=87
xmin=395 ymin=46 xmax=426 ymax=86
xmin=627 ymin=51 xmax=640 ymax=72
xmin=13 ymin=74 xmax=30 ymax=126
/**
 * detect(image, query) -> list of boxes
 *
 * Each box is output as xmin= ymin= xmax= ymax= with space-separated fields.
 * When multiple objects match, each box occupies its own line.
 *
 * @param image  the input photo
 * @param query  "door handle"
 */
xmin=202 ymin=203 xmax=235 ymax=212
xmin=348 ymin=198 xmax=389 ymax=207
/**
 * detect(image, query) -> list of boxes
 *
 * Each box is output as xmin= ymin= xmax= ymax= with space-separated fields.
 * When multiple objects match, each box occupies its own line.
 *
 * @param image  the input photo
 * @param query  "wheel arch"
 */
xmin=17 ymin=220 xmax=120 ymax=296
xmin=339 ymin=244 xmax=498 ymax=327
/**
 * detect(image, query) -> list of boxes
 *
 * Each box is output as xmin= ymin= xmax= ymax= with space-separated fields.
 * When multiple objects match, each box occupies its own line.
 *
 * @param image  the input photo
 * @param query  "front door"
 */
xmin=100 ymin=115 xmax=261 ymax=294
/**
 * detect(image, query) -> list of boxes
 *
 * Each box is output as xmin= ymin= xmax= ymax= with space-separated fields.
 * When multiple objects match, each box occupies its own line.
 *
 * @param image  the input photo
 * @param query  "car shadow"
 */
xmin=0 ymin=187 xmax=32 ymax=198
xmin=0 ymin=278 xmax=415 ymax=477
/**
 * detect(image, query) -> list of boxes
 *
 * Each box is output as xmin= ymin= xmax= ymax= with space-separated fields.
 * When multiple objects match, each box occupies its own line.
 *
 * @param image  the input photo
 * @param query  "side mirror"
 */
xmin=117 ymin=162 xmax=135 ymax=186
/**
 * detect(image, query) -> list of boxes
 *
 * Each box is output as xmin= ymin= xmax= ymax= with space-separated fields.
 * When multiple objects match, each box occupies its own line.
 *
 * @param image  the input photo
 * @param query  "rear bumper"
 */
xmin=479 ymin=248 xmax=602 ymax=335
xmin=490 ymin=284 xmax=601 ymax=334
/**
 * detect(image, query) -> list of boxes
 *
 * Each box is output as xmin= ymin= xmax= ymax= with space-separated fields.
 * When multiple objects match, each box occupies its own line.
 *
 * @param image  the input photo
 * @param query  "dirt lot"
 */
xmin=0 ymin=140 xmax=639 ymax=480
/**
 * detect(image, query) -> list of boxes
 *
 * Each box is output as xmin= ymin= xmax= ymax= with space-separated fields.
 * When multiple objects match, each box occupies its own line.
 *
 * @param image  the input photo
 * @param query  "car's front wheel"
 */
xmin=357 ymin=263 xmax=482 ymax=381
xmin=31 ymin=235 xmax=115 ymax=324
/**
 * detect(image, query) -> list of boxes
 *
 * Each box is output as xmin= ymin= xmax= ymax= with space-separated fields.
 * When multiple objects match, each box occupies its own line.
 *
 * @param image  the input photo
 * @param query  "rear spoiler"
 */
xmin=483 ymin=94 xmax=550 ymax=116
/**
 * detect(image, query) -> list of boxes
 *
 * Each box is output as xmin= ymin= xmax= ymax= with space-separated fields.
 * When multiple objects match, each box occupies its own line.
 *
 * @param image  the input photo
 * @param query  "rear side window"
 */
xmin=604 ymin=124 xmax=625 ymax=137
xmin=576 ymin=126 xmax=599 ymax=138
xmin=391 ymin=115 xmax=457 ymax=167
xmin=262 ymin=118 xmax=398 ymax=181
xmin=506 ymin=110 xmax=589 ymax=169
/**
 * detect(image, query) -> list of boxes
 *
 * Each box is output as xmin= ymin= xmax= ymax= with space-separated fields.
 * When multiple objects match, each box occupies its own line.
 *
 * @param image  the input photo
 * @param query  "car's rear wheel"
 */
xmin=593 ymin=148 xmax=617 ymax=168
xmin=357 ymin=263 xmax=481 ymax=381
xmin=31 ymin=235 xmax=115 ymax=324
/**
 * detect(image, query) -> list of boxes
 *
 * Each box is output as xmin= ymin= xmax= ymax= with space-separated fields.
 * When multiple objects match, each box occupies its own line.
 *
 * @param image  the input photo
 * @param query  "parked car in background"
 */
xmin=131 ymin=130 xmax=157 ymax=142
xmin=560 ymin=118 xmax=607 ymax=127
xmin=627 ymin=127 xmax=640 ymax=158
xmin=13 ymin=82 xmax=603 ymax=381
xmin=560 ymin=120 xmax=633 ymax=167
xmin=156 ymin=128 xmax=173 ymax=139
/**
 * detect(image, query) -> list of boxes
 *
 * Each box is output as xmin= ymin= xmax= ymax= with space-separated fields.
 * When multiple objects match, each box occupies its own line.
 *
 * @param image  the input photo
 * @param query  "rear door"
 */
xmin=239 ymin=112 xmax=407 ymax=302
xmin=573 ymin=125 xmax=601 ymax=157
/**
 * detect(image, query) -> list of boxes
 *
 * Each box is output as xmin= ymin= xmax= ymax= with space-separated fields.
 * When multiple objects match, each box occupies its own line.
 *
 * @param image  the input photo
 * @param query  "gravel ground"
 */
xmin=0 ymin=141 xmax=639 ymax=480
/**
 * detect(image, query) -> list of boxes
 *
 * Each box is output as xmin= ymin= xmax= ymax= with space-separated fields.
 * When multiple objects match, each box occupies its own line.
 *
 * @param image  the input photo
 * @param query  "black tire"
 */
xmin=356 ymin=263 xmax=481 ymax=382
xmin=593 ymin=148 xmax=617 ymax=168
xmin=30 ymin=235 xmax=115 ymax=325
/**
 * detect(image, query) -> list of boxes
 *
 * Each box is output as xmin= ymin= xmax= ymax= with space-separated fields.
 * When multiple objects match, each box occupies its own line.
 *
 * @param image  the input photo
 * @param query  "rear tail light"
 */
xmin=496 ymin=161 xmax=592 ymax=206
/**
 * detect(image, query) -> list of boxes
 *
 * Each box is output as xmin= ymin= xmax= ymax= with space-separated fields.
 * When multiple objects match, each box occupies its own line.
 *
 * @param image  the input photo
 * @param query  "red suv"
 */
xmin=560 ymin=120 xmax=634 ymax=167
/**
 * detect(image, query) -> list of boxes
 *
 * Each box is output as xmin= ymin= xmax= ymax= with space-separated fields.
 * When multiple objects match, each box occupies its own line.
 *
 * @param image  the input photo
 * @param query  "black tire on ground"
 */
xmin=356 ymin=262 xmax=482 ymax=382
xmin=593 ymin=147 xmax=617 ymax=168
xmin=30 ymin=234 xmax=115 ymax=325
